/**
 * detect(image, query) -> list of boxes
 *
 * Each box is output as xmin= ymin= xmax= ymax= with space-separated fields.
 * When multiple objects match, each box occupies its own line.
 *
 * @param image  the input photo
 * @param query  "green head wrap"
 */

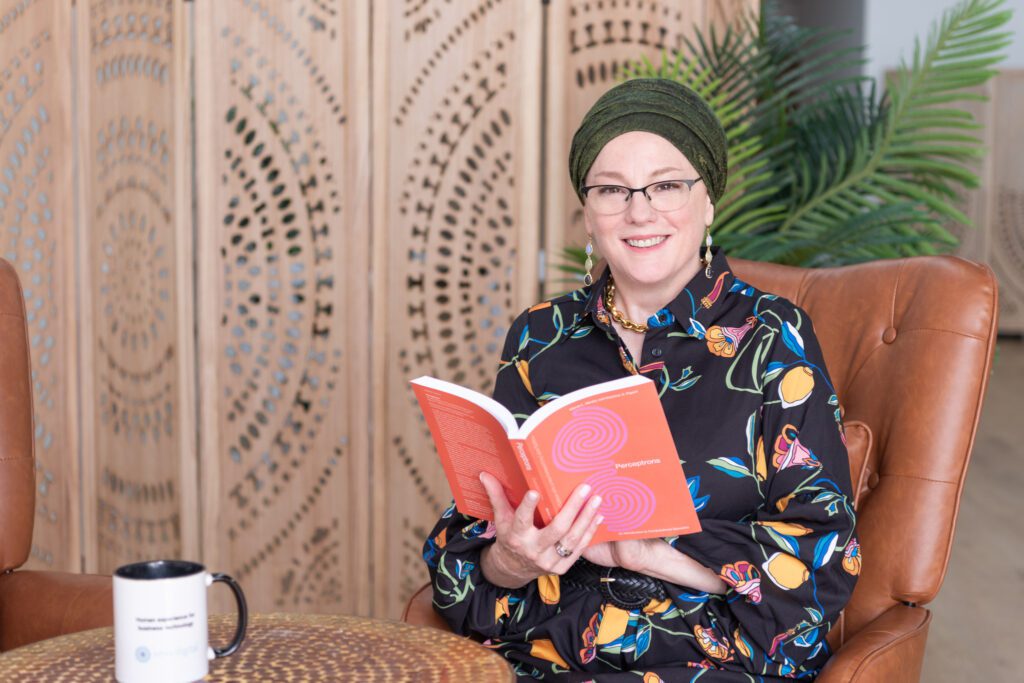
xmin=568 ymin=78 xmax=728 ymax=205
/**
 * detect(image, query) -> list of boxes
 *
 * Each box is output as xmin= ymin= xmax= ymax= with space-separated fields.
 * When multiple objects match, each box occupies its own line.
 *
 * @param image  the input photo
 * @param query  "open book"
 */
xmin=411 ymin=374 xmax=701 ymax=544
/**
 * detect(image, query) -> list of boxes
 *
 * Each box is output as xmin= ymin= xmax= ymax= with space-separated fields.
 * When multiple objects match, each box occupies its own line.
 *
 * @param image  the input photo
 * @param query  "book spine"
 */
xmin=512 ymin=439 xmax=533 ymax=473
xmin=511 ymin=439 xmax=553 ymax=523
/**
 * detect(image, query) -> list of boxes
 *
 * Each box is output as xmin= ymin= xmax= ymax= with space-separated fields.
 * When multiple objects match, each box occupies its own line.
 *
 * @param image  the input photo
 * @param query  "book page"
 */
xmin=411 ymin=382 xmax=530 ymax=520
xmin=411 ymin=376 xmax=518 ymax=434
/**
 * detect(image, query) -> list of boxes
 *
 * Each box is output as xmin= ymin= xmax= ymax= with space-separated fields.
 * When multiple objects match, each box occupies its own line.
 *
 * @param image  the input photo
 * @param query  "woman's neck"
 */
xmin=610 ymin=261 xmax=700 ymax=325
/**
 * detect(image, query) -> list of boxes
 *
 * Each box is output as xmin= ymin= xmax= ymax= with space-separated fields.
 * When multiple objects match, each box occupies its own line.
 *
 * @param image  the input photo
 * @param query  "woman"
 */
xmin=422 ymin=78 xmax=859 ymax=681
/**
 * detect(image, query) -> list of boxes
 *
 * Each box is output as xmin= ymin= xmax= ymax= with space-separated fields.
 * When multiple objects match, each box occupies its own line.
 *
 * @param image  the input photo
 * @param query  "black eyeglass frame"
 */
xmin=579 ymin=178 xmax=702 ymax=213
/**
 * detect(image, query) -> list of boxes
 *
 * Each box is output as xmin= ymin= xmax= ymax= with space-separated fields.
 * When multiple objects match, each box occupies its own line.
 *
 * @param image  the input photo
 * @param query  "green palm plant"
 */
xmin=558 ymin=0 xmax=1012 ymax=276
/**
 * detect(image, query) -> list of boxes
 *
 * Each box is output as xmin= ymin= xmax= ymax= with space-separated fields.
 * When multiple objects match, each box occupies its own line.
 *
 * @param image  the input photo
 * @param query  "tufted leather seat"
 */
xmin=402 ymin=255 xmax=999 ymax=682
xmin=0 ymin=258 xmax=113 ymax=651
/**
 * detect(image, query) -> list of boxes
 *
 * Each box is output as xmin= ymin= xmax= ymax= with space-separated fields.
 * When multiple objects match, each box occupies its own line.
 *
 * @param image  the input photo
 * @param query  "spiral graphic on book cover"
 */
xmin=551 ymin=406 xmax=628 ymax=471
xmin=585 ymin=469 xmax=656 ymax=532
xmin=551 ymin=406 xmax=656 ymax=532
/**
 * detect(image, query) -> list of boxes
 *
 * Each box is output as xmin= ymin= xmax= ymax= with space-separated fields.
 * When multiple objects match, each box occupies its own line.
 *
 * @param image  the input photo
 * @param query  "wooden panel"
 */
xmin=943 ymin=82 xmax=993 ymax=264
xmin=372 ymin=0 xmax=542 ymax=618
xmin=707 ymin=0 xmax=759 ymax=35
xmin=985 ymin=71 xmax=1024 ymax=333
xmin=194 ymin=0 xmax=372 ymax=615
xmin=940 ymin=70 xmax=1024 ymax=334
xmin=0 ymin=0 xmax=79 ymax=572
xmin=76 ymin=0 xmax=189 ymax=572
xmin=544 ymin=0 xmax=750 ymax=293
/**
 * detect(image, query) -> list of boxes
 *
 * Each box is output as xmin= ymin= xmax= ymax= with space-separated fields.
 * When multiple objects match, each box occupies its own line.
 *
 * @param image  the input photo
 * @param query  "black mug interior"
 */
xmin=115 ymin=560 xmax=204 ymax=580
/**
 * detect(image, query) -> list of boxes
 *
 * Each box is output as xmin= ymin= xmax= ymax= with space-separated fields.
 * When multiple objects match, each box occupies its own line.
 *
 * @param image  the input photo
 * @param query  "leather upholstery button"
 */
xmin=839 ymin=404 xmax=846 ymax=418
xmin=882 ymin=327 xmax=897 ymax=343
xmin=867 ymin=472 xmax=880 ymax=489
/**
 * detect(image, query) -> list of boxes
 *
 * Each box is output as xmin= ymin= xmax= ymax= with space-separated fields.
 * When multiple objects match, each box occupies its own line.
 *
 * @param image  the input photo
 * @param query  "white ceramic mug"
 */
xmin=113 ymin=560 xmax=247 ymax=683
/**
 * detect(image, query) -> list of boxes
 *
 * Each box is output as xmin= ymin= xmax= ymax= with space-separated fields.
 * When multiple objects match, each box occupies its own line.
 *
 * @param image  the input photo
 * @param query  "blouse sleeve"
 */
xmin=422 ymin=309 xmax=558 ymax=637
xmin=670 ymin=305 xmax=860 ymax=672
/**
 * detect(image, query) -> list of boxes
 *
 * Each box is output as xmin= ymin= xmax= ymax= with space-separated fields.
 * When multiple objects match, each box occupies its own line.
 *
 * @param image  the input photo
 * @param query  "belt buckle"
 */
xmin=598 ymin=568 xmax=651 ymax=611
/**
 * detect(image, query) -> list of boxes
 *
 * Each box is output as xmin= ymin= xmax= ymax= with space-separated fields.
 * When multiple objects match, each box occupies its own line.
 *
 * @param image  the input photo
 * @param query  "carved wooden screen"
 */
xmin=372 ymin=0 xmax=542 ymax=618
xmin=544 ymin=0 xmax=758 ymax=290
xmin=937 ymin=71 xmax=1024 ymax=334
xmin=984 ymin=71 xmax=1024 ymax=333
xmin=193 ymin=0 xmax=373 ymax=615
xmin=5 ymin=0 xmax=758 ymax=613
xmin=0 ymin=0 xmax=79 ymax=572
xmin=75 ymin=0 xmax=193 ymax=573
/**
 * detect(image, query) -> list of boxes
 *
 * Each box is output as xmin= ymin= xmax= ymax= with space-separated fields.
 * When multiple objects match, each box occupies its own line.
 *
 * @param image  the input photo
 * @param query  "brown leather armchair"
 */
xmin=403 ymin=255 xmax=999 ymax=682
xmin=0 ymin=258 xmax=113 ymax=651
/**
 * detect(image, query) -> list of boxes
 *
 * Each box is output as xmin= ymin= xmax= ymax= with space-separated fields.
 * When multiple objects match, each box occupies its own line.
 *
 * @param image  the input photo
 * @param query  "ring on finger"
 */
xmin=554 ymin=541 xmax=573 ymax=558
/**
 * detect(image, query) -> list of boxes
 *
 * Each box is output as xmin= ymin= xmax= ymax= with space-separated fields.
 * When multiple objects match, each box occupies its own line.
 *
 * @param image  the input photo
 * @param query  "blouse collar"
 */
xmin=582 ymin=248 xmax=736 ymax=338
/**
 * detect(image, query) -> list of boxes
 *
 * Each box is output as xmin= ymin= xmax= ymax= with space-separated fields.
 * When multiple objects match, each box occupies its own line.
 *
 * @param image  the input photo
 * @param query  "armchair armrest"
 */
xmin=402 ymin=582 xmax=450 ymax=632
xmin=817 ymin=605 xmax=931 ymax=682
xmin=0 ymin=570 xmax=113 ymax=651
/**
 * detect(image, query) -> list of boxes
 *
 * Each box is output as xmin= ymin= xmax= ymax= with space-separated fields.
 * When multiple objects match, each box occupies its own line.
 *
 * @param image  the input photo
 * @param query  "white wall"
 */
xmin=865 ymin=0 xmax=1024 ymax=87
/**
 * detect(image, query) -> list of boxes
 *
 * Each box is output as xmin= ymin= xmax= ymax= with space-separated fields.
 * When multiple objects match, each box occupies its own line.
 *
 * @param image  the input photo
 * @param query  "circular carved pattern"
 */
xmin=395 ymin=0 xmax=506 ymax=125
xmin=89 ymin=0 xmax=173 ymax=86
xmin=99 ymin=209 xmax=171 ymax=352
xmin=277 ymin=518 xmax=344 ymax=608
xmin=216 ymin=17 xmax=348 ymax=601
xmin=0 ymin=21 xmax=63 ymax=567
xmin=394 ymin=28 xmax=521 ymax=596
xmin=397 ymin=33 xmax=517 ymax=396
xmin=570 ymin=0 xmax=689 ymax=87
xmin=236 ymin=0 xmax=346 ymax=121
xmin=0 ymin=614 xmax=514 ymax=682
xmin=0 ymin=1 xmax=41 ymax=40
xmin=88 ymin=0 xmax=181 ymax=566
xmin=92 ymin=121 xmax=175 ymax=443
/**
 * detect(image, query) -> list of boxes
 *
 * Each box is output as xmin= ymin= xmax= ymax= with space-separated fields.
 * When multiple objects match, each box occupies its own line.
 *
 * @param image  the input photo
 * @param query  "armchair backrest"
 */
xmin=730 ymin=256 xmax=998 ymax=641
xmin=0 ymin=258 xmax=35 ymax=572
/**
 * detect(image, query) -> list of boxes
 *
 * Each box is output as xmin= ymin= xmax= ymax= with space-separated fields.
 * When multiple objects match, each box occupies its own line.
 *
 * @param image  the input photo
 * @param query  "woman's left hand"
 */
xmin=581 ymin=539 xmax=658 ymax=573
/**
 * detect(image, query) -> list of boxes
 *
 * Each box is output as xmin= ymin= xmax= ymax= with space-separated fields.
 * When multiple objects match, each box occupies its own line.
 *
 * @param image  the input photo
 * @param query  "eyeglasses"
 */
xmin=580 ymin=178 xmax=702 ymax=216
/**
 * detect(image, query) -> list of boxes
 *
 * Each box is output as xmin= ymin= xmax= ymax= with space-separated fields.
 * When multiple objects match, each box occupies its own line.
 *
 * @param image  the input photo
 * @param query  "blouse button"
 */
xmin=650 ymin=347 xmax=663 ymax=358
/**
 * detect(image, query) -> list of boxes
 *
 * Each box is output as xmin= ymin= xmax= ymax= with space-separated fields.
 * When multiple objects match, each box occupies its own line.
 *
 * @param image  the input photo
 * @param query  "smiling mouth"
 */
xmin=624 ymin=236 xmax=668 ymax=248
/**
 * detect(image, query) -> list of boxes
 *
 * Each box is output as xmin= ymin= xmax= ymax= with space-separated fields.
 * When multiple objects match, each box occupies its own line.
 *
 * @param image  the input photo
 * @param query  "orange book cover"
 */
xmin=411 ymin=375 xmax=701 ymax=545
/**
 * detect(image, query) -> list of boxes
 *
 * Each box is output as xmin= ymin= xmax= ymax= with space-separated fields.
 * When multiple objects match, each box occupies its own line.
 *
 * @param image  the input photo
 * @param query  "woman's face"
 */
xmin=583 ymin=131 xmax=714 ymax=292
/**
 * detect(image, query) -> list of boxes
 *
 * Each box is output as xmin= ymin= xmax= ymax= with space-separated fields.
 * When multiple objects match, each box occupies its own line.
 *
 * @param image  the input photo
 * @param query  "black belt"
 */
xmin=561 ymin=558 xmax=667 ymax=610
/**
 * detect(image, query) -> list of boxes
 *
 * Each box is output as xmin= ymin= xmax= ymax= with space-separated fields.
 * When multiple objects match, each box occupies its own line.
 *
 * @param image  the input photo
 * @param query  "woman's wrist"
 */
xmin=480 ymin=543 xmax=534 ymax=589
xmin=645 ymin=540 xmax=727 ymax=594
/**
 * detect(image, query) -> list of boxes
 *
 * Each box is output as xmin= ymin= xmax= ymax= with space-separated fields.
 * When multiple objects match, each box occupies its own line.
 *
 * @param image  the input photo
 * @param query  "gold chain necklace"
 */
xmin=604 ymin=279 xmax=648 ymax=333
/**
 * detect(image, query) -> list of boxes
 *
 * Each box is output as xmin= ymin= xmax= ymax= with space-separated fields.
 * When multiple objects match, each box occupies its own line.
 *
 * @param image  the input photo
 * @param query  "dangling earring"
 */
xmin=583 ymin=239 xmax=594 ymax=286
xmin=702 ymin=226 xmax=713 ymax=279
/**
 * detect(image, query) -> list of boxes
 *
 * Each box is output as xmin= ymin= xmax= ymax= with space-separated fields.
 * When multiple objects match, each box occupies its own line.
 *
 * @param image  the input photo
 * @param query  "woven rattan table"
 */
xmin=0 ymin=612 xmax=514 ymax=681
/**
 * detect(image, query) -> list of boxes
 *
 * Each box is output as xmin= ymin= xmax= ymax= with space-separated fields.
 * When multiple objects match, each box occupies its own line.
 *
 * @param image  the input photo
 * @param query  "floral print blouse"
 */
xmin=423 ymin=250 xmax=860 ymax=682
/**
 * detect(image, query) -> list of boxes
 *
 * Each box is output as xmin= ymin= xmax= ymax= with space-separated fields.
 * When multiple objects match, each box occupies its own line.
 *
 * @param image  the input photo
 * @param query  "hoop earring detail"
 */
xmin=583 ymin=239 xmax=594 ymax=287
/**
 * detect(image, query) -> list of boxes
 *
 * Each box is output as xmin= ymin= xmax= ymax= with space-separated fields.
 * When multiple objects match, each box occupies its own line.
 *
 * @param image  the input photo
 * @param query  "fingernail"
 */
xmin=478 ymin=472 xmax=487 ymax=483
xmin=590 ymin=495 xmax=602 ymax=508
xmin=526 ymin=490 xmax=539 ymax=502
xmin=579 ymin=484 xmax=592 ymax=497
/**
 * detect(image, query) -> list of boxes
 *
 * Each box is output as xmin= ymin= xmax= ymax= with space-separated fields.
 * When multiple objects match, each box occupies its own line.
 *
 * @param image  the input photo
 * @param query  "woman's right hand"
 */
xmin=478 ymin=471 xmax=604 ymax=589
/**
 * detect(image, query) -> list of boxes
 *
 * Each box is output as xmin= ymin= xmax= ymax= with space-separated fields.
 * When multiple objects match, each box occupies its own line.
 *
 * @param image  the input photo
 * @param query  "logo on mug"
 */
xmin=135 ymin=646 xmax=151 ymax=663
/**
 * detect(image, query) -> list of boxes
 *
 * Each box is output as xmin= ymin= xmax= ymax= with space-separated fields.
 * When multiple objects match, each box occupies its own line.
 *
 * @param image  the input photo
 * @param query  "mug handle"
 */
xmin=209 ymin=573 xmax=248 ymax=658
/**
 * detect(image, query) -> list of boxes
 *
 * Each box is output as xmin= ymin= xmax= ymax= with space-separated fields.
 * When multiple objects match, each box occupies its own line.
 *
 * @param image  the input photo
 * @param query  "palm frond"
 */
xmin=676 ymin=0 xmax=1008 ymax=266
